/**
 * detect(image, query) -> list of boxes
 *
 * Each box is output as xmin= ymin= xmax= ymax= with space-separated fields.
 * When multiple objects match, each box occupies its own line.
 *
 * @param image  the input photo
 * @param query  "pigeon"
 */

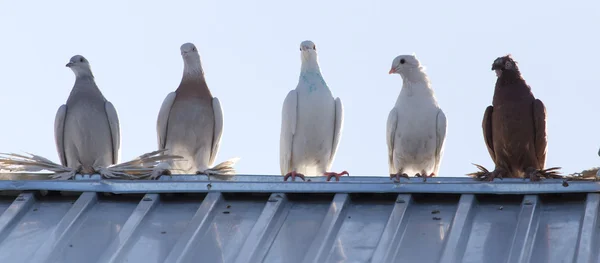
xmin=54 ymin=55 xmax=121 ymax=176
xmin=279 ymin=40 xmax=347 ymax=182
xmin=469 ymin=55 xmax=560 ymax=181
xmin=387 ymin=54 xmax=447 ymax=182
xmin=0 ymin=55 xmax=180 ymax=180
xmin=155 ymin=42 xmax=238 ymax=178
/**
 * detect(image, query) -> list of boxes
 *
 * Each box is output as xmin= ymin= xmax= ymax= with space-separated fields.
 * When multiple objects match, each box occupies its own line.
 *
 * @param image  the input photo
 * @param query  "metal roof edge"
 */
xmin=0 ymin=175 xmax=594 ymax=194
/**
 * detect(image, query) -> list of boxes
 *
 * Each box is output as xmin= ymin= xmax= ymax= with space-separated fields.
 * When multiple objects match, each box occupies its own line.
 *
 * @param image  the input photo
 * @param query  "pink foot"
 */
xmin=390 ymin=168 xmax=409 ymax=182
xmin=415 ymin=171 xmax=436 ymax=182
xmin=284 ymin=171 xmax=306 ymax=182
xmin=324 ymin=171 xmax=349 ymax=182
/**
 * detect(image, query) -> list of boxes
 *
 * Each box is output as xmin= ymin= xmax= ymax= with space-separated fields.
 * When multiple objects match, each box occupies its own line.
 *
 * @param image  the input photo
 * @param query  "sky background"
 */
xmin=0 ymin=0 xmax=599 ymax=177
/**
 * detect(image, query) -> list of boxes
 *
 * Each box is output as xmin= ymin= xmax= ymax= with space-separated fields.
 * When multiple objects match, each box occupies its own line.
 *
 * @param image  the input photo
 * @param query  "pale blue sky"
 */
xmin=0 ymin=0 xmax=599 ymax=177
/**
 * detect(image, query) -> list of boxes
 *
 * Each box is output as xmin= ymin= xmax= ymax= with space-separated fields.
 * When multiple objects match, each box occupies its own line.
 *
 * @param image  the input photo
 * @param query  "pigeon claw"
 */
xmin=390 ymin=172 xmax=409 ymax=183
xmin=283 ymin=171 xmax=306 ymax=182
xmin=150 ymin=168 xmax=170 ymax=180
xmin=525 ymin=167 xmax=562 ymax=181
xmin=481 ymin=172 xmax=501 ymax=181
xmin=467 ymin=164 xmax=504 ymax=181
xmin=324 ymin=170 xmax=349 ymax=182
xmin=416 ymin=171 xmax=435 ymax=182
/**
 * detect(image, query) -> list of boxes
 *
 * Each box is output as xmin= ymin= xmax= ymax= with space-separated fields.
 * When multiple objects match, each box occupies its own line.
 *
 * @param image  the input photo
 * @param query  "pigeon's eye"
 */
xmin=313 ymin=45 xmax=316 ymax=50
xmin=400 ymin=59 xmax=405 ymax=64
xmin=79 ymin=58 xmax=84 ymax=62
xmin=192 ymin=47 xmax=196 ymax=51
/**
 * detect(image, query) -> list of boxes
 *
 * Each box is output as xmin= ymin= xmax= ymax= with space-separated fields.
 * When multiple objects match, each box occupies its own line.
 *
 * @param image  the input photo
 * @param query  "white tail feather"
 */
xmin=566 ymin=167 xmax=600 ymax=180
xmin=200 ymin=157 xmax=240 ymax=180
xmin=0 ymin=149 xmax=183 ymax=180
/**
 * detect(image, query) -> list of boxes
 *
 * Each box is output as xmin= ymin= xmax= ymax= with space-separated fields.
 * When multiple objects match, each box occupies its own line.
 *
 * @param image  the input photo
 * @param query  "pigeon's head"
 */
xmin=180 ymin=42 xmax=198 ymax=56
xmin=66 ymin=55 xmax=93 ymax=77
xmin=389 ymin=54 xmax=421 ymax=75
xmin=299 ymin=40 xmax=318 ymax=60
xmin=300 ymin=40 xmax=317 ymax=52
xmin=180 ymin=42 xmax=203 ymax=74
xmin=491 ymin=55 xmax=519 ymax=77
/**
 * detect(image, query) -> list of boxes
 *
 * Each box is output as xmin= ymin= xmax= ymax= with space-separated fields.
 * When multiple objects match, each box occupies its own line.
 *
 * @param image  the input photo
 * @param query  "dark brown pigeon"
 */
xmin=469 ymin=55 xmax=560 ymax=181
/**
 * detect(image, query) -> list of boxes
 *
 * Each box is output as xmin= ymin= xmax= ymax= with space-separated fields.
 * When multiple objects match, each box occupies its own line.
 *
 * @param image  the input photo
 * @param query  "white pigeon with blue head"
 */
xmin=55 ymin=55 xmax=121 ymax=175
xmin=154 ymin=42 xmax=238 ymax=178
xmin=387 ymin=54 xmax=447 ymax=182
xmin=279 ymin=40 xmax=347 ymax=181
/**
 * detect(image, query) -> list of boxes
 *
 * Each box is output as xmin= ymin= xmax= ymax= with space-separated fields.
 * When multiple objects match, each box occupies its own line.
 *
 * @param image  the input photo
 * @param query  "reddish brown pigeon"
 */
xmin=154 ymin=42 xmax=238 ymax=178
xmin=469 ymin=55 xmax=560 ymax=181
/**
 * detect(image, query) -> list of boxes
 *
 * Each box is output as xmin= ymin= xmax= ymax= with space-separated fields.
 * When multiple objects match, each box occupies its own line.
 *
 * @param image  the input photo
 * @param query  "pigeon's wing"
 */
xmin=482 ymin=106 xmax=495 ymax=163
xmin=279 ymin=90 xmax=298 ymax=175
xmin=104 ymin=101 xmax=121 ymax=164
xmin=210 ymin=97 xmax=224 ymax=166
xmin=156 ymin=92 xmax=177 ymax=149
xmin=328 ymin=97 xmax=344 ymax=167
xmin=386 ymin=107 xmax=398 ymax=174
xmin=54 ymin=105 xmax=68 ymax=166
xmin=433 ymin=109 xmax=447 ymax=174
xmin=532 ymin=99 xmax=548 ymax=168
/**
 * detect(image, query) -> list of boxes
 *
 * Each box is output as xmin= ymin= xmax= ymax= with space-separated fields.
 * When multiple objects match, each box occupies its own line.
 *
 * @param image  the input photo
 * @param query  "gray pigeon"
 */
xmin=387 ymin=54 xmax=447 ymax=182
xmin=279 ymin=40 xmax=347 ymax=182
xmin=55 ymin=55 xmax=121 ymax=175
xmin=155 ymin=42 xmax=237 ymax=177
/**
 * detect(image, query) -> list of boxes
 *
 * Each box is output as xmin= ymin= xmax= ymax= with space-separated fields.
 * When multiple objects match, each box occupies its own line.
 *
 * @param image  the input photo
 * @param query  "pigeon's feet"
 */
xmin=480 ymin=170 xmax=504 ymax=181
xmin=390 ymin=171 xmax=410 ymax=182
xmin=525 ymin=167 xmax=562 ymax=181
xmin=467 ymin=164 xmax=505 ymax=181
xmin=284 ymin=171 xmax=306 ymax=182
xmin=97 ymin=168 xmax=118 ymax=179
xmin=323 ymin=170 xmax=349 ymax=182
xmin=150 ymin=169 xmax=170 ymax=180
xmin=50 ymin=168 xmax=78 ymax=180
xmin=149 ymin=162 xmax=172 ymax=180
xmin=416 ymin=171 xmax=435 ymax=182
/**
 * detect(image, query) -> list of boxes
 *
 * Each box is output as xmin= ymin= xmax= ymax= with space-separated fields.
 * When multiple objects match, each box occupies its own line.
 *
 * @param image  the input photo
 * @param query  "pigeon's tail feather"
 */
xmin=563 ymin=167 xmax=600 ymax=182
xmin=0 ymin=152 xmax=73 ymax=174
xmin=202 ymin=157 xmax=240 ymax=180
xmin=0 ymin=150 xmax=183 ymax=180
xmin=465 ymin=163 xmax=490 ymax=179
xmin=537 ymin=167 xmax=562 ymax=179
xmin=569 ymin=167 xmax=598 ymax=178
xmin=102 ymin=150 xmax=183 ymax=179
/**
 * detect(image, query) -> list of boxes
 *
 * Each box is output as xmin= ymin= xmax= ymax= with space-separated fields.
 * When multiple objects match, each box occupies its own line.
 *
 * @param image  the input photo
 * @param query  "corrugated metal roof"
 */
xmin=0 ymin=175 xmax=596 ymax=263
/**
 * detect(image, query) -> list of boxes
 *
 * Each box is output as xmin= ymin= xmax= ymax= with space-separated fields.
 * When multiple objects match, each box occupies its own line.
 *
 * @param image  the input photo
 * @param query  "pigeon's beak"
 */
xmin=388 ymin=68 xmax=396 ymax=74
xmin=65 ymin=62 xmax=74 ymax=67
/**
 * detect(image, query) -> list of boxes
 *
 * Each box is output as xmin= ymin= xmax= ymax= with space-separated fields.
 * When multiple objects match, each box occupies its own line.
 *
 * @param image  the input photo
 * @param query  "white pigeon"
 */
xmin=279 ymin=40 xmax=347 ymax=182
xmin=55 ymin=55 xmax=121 ymax=175
xmin=387 ymin=54 xmax=447 ymax=182
xmin=155 ymin=42 xmax=238 ymax=178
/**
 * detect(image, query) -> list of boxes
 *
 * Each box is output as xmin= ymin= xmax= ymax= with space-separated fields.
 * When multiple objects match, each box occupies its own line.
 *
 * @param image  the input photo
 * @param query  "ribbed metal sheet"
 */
xmin=0 ymin=175 xmax=596 ymax=263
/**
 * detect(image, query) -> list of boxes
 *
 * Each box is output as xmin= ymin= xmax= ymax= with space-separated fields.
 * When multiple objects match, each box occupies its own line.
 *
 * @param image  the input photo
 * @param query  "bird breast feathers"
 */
xmin=395 ymin=103 xmax=440 ymax=133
